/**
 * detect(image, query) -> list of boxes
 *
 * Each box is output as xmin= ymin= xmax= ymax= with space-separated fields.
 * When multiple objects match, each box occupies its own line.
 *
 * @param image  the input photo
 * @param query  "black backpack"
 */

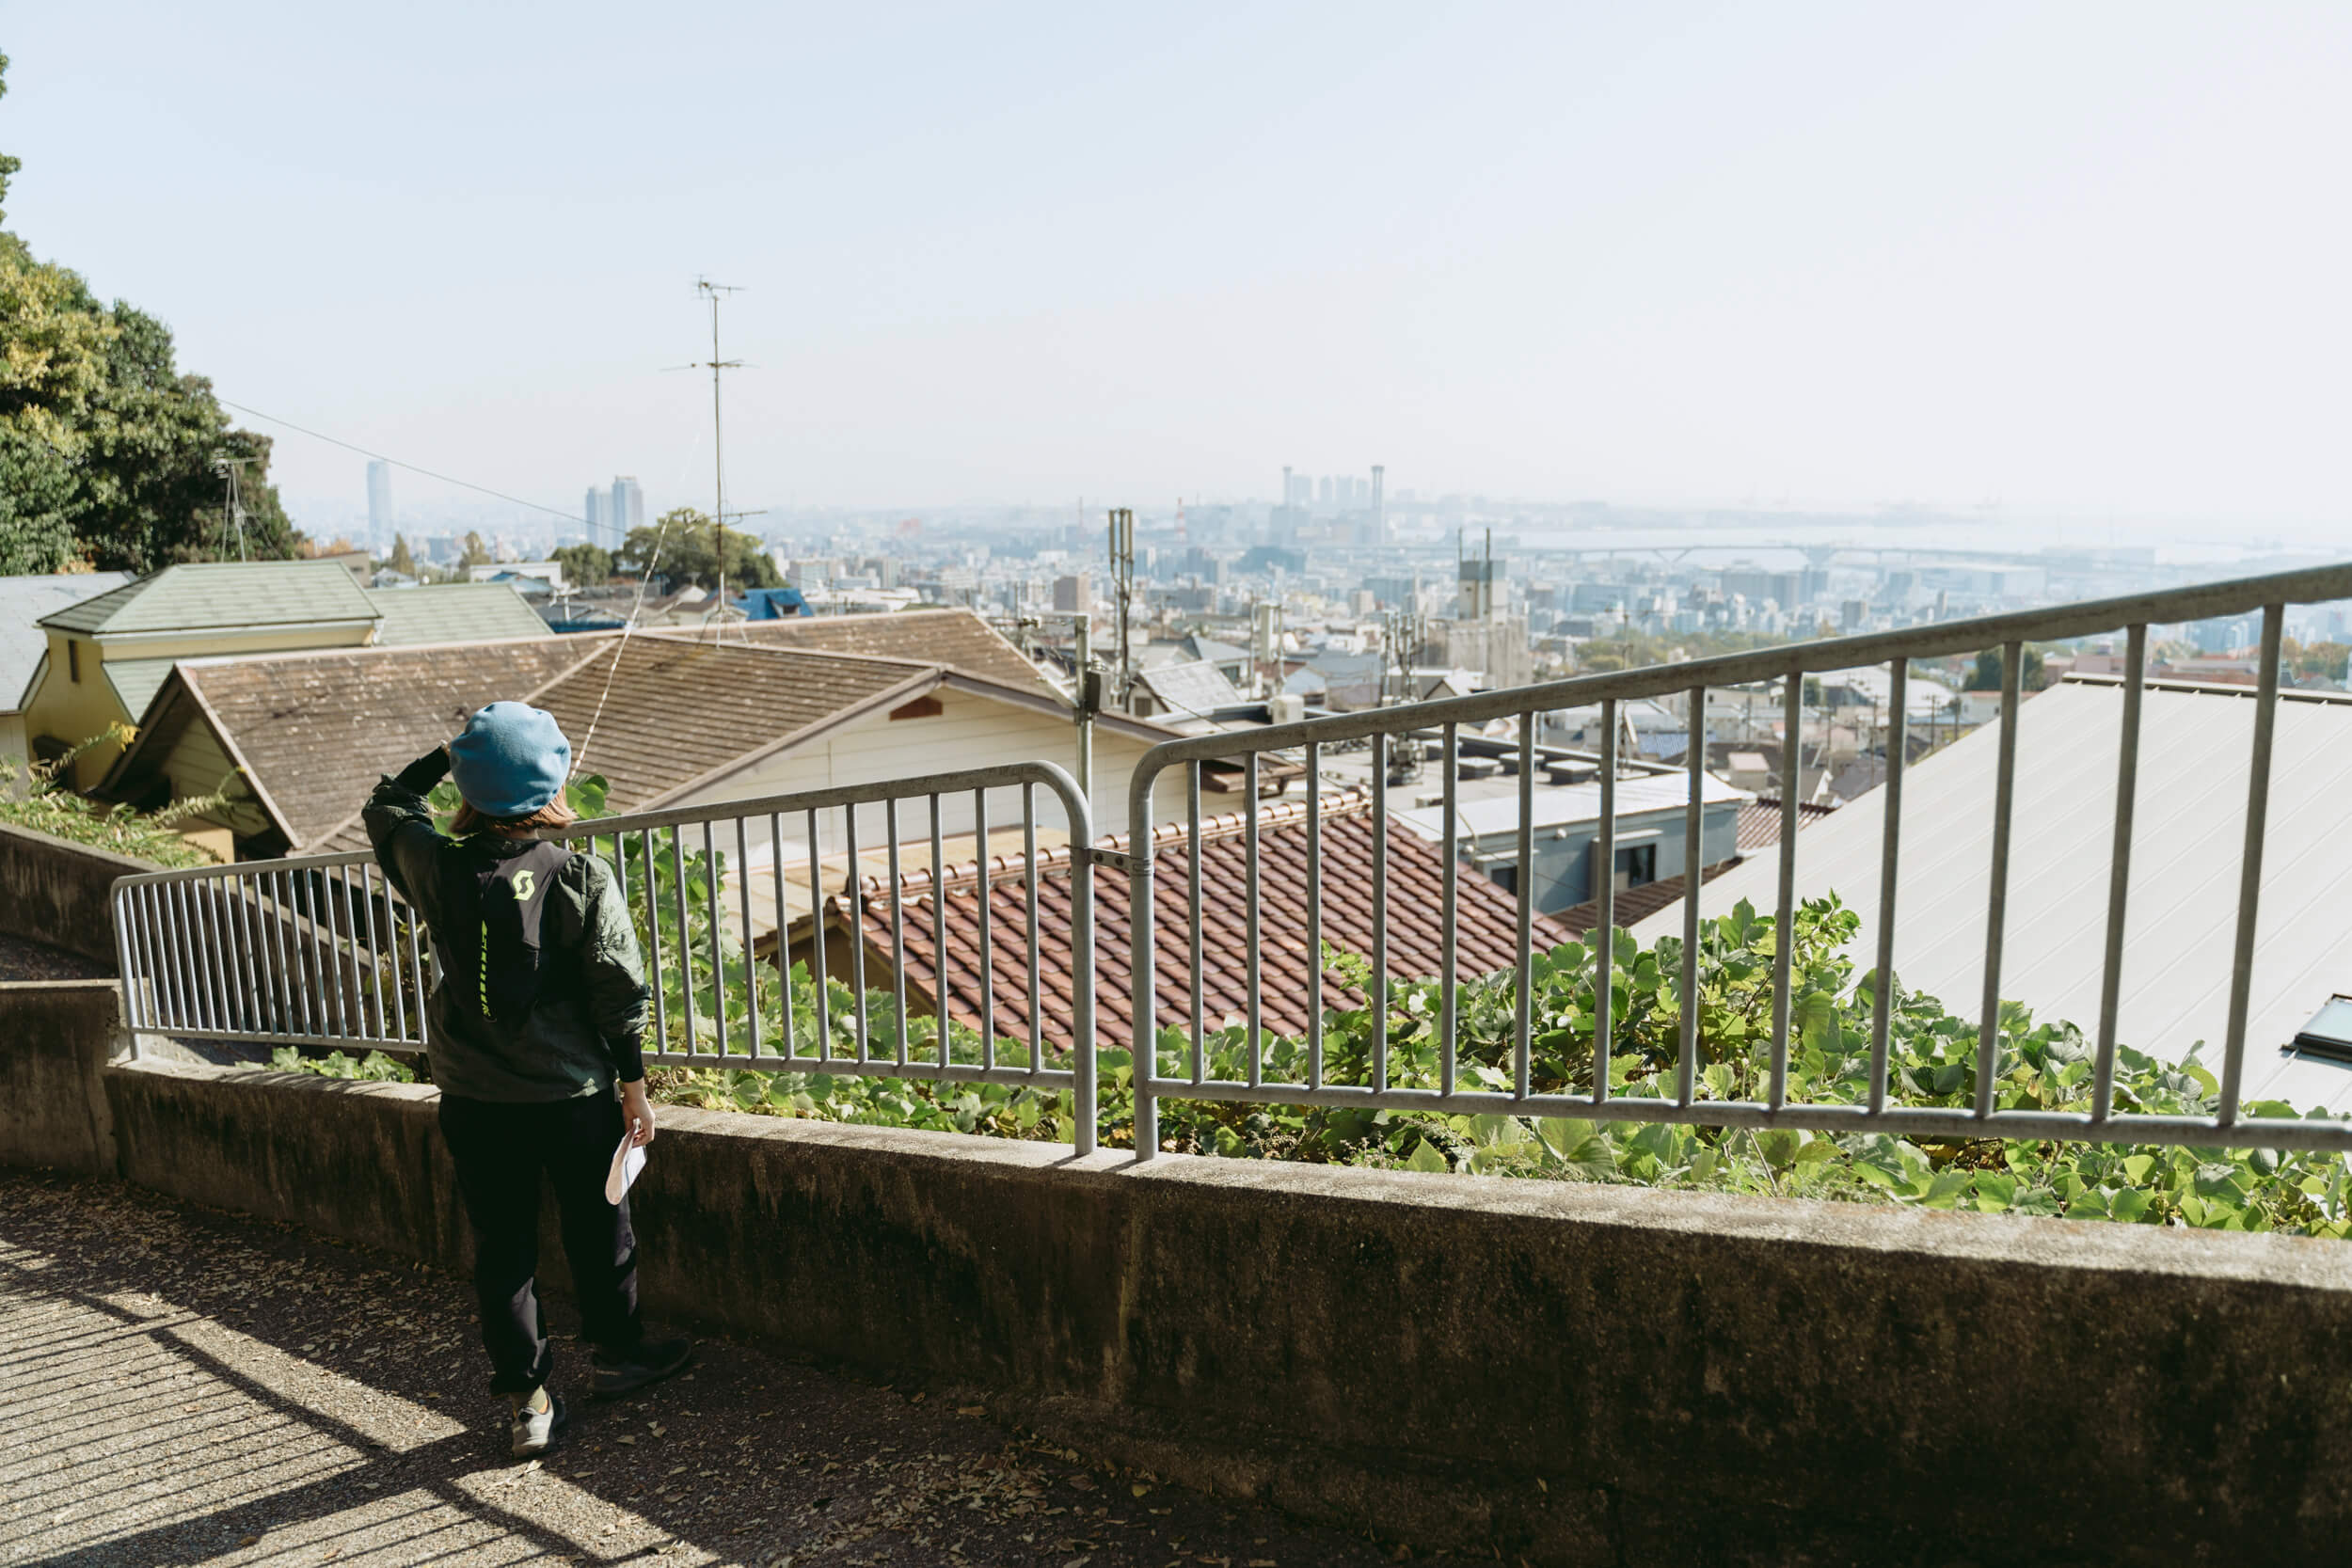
xmin=448 ymin=839 xmax=574 ymax=1026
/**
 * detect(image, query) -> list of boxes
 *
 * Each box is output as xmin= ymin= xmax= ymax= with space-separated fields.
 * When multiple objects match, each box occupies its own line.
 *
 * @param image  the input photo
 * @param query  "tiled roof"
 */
xmin=0 ymin=571 xmax=132 ymax=707
xmin=102 ymin=657 xmax=181 ymax=724
xmin=709 ymin=610 xmax=1057 ymax=696
xmin=167 ymin=638 xmax=608 ymax=849
xmin=366 ymin=584 xmax=548 ymax=646
xmin=819 ymin=794 xmax=1570 ymax=1053
xmin=1136 ymin=659 xmax=1245 ymax=716
xmin=530 ymin=638 xmax=939 ymax=813
xmin=1549 ymin=861 xmax=1740 ymax=938
xmin=40 ymin=561 xmax=378 ymax=636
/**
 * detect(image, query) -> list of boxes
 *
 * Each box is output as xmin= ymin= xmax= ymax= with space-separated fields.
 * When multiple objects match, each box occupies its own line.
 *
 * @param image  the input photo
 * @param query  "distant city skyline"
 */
xmin=17 ymin=4 xmax=2344 ymax=530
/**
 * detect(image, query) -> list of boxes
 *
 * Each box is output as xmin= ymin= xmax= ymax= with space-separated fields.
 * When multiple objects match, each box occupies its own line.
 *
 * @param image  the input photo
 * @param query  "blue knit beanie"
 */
xmin=449 ymin=703 xmax=572 ymax=817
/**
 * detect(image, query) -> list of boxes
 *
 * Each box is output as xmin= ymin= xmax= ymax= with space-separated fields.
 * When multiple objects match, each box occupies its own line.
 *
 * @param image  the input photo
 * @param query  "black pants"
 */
xmin=437 ymin=1093 xmax=644 ymax=1395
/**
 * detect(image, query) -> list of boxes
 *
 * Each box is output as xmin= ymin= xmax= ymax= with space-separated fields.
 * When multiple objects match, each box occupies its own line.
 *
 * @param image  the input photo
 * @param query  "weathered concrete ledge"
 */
xmin=87 ymin=1051 xmax=2352 ymax=1568
xmin=0 ymin=980 xmax=122 ymax=1172
xmin=0 ymin=820 xmax=149 ymax=965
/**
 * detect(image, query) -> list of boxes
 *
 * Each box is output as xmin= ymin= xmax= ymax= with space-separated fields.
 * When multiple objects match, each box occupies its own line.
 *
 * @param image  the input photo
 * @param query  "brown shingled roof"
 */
xmin=529 ymin=638 xmax=936 ymax=815
xmin=804 ymin=794 xmax=1571 ymax=1053
xmin=698 ymin=609 xmax=1057 ymax=697
xmin=159 ymin=637 xmax=608 ymax=850
xmin=1735 ymin=796 xmax=1840 ymax=852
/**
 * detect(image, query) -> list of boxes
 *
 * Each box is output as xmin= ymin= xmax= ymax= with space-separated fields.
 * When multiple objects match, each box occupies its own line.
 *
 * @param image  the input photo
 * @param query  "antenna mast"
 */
xmin=692 ymin=277 xmax=745 ymax=625
xmin=212 ymin=454 xmax=255 ymax=562
xmin=1106 ymin=508 xmax=1136 ymax=707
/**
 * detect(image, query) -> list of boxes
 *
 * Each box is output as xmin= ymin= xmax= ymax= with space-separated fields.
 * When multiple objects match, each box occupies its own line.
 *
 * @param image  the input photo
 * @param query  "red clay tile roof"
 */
xmin=708 ymin=609 xmax=1057 ymax=697
xmin=815 ymin=794 xmax=1571 ymax=1053
xmin=1549 ymin=860 xmax=1740 ymax=937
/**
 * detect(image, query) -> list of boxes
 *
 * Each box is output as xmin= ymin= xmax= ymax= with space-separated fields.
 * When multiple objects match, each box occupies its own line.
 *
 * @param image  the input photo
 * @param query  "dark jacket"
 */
xmin=364 ymin=749 xmax=649 ymax=1101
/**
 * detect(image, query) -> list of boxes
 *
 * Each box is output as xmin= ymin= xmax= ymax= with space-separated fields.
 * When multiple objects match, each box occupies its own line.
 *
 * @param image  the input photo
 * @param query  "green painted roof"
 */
xmin=103 ymin=657 xmax=182 ymax=722
xmin=366 ymin=584 xmax=549 ymax=646
xmin=40 ymin=561 xmax=379 ymax=636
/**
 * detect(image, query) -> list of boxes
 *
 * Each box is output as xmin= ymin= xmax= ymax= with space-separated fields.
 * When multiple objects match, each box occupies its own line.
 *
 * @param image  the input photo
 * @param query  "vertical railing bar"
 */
xmin=887 ymin=797 xmax=907 ymax=1067
xmin=296 ymin=872 xmax=329 ymax=1039
xmin=356 ymin=864 xmax=385 ymax=1041
xmin=236 ymin=874 xmax=264 ymax=1034
xmin=2219 ymin=604 xmax=2285 ymax=1126
xmin=1245 ymin=755 xmax=1263 ymax=1088
xmin=163 ymin=881 xmax=197 ymax=1033
xmin=931 ymin=793 xmax=949 ymax=1069
xmin=159 ymin=882 xmax=190 ymax=1031
xmin=806 ymin=808 xmax=831 ymax=1061
xmin=769 ymin=814 xmax=794 ymax=1056
xmin=305 ymin=869 xmax=333 ymax=1039
xmin=642 ymin=830 xmax=668 ymax=1055
xmin=976 ymin=788 xmax=995 ymax=1072
xmin=1677 ymin=685 xmax=1702 ymax=1108
xmin=1306 ymin=741 xmax=1324 ymax=1091
xmin=1869 ymin=660 xmax=1907 ymax=1115
xmin=328 ymin=867 xmax=360 ymax=1042
xmin=703 ymin=820 xmax=726 ymax=1059
xmin=381 ymin=862 xmax=409 ymax=1046
xmin=737 ymin=816 xmax=762 ymax=1063
xmin=198 ymin=879 xmax=230 ymax=1034
xmin=1440 ymin=721 xmax=1459 ymax=1097
xmin=2091 ymin=624 xmax=2146 ymax=1123
xmin=264 ymin=872 xmax=293 ymax=1037
xmin=1189 ymin=761 xmax=1205 ymax=1085
xmin=847 ymin=805 xmax=870 ymax=1064
xmin=118 ymin=884 xmax=146 ymax=1031
xmin=1976 ymin=641 xmax=2024 ymax=1119
xmin=404 ymin=881 xmax=429 ymax=1048
xmin=1023 ymin=784 xmax=1042 ymax=1073
xmin=1593 ymin=701 xmax=1615 ymax=1106
xmin=130 ymin=882 xmax=159 ymax=1032
xmin=1372 ymin=746 xmax=1390 ymax=1094
xmin=218 ymin=873 xmax=251 ymax=1035
xmin=1770 ymin=673 xmax=1801 ymax=1110
xmin=1513 ymin=716 xmax=1534 ymax=1101
xmin=672 ymin=826 xmax=698 ymax=1061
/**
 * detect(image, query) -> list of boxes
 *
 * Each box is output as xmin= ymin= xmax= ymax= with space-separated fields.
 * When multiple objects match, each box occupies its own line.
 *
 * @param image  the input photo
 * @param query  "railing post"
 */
xmin=1128 ymin=768 xmax=1157 ymax=1159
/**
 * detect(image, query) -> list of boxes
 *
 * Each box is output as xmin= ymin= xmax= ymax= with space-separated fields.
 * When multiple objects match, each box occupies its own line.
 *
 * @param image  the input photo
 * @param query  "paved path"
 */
xmin=0 ymin=1173 xmax=1422 ymax=1568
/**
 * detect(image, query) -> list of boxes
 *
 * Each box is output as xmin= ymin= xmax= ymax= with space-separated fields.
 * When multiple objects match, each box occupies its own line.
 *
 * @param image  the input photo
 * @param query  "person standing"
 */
xmin=365 ymin=702 xmax=691 ymax=1457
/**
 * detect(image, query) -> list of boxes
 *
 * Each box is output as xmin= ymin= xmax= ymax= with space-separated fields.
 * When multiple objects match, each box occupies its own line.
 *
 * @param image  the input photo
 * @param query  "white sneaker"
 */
xmin=509 ymin=1388 xmax=565 ymax=1458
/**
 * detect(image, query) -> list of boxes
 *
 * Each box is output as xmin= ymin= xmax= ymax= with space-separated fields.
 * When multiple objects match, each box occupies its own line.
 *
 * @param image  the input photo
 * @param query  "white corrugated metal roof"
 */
xmin=1398 ymin=768 xmax=1748 ymax=841
xmin=0 ymin=571 xmax=133 ymax=709
xmin=1632 ymin=681 xmax=2352 ymax=1109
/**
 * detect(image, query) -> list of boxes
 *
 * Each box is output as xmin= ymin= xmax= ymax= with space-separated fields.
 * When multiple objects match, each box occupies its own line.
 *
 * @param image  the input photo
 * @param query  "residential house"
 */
xmin=0 ymin=571 xmax=133 ymax=763
xmin=1635 ymin=676 xmax=2352 ymax=1107
xmin=25 ymin=562 xmax=543 ymax=787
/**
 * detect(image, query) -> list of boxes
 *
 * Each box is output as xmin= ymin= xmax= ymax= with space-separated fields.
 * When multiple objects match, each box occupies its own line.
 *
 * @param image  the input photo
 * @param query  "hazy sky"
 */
xmin=6 ymin=3 xmax=2349 ymax=527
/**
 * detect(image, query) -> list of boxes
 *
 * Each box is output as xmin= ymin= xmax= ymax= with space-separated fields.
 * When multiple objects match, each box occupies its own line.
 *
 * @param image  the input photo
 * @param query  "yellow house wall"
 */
xmin=27 ymin=624 xmax=373 ymax=789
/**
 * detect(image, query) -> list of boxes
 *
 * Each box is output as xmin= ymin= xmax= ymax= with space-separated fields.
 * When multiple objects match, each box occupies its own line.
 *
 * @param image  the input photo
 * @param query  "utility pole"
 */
xmin=1073 ymin=611 xmax=1096 ymax=808
xmin=211 ymin=455 xmax=254 ymax=562
xmin=691 ymin=277 xmax=745 ymax=617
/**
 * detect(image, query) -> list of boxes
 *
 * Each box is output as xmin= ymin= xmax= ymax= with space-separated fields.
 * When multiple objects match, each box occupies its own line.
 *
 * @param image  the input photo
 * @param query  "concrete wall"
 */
xmin=0 ymin=820 xmax=149 ymax=964
xmin=0 ymin=981 xmax=122 ymax=1173
xmin=75 ymin=1048 xmax=2352 ymax=1567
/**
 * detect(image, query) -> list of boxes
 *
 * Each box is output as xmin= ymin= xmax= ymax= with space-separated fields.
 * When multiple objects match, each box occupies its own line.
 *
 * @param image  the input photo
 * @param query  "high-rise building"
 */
xmin=366 ymin=461 xmax=394 ymax=543
xmin=1371 ymin=466 xmax=1387 ymax=545
xmin=609 ymin=476 xmax=644 ymax=538
xmin=584 ymin=487 xmax=607 ymax=538
xmin=1317 ymin=476 xmax=1334 ymax=508
xmin=1053 ymin=574 xmax=1090 ymax=613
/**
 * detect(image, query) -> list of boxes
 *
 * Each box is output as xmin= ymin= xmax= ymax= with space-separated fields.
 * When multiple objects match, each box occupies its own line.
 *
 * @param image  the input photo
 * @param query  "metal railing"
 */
xmin=111 ymin=761 xmax=1103 ymax=1152
xmin=109 ymin=562 xmax=2352 ymax=1163
xmin=1123 ymin=562 xmax=2352 ymax=1157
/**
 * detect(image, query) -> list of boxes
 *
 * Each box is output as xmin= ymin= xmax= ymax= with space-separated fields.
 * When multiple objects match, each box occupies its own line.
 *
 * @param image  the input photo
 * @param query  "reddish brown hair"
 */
xmin=452 ymin=796 xmax=579 ymax=838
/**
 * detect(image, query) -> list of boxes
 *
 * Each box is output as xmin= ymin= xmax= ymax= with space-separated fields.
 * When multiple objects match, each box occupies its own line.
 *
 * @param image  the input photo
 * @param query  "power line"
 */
xmin=217 ymin=400 xmax=592 ymax=528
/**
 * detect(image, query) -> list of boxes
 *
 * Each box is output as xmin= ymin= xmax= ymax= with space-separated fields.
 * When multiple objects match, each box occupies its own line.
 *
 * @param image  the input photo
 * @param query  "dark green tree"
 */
xmin=620 ymin=507 xmax=781 ymax=592
xmin=550 ymin=541 xmax=612 ymax=587
xmin=387 ymin=533 xmax=416 ymax=577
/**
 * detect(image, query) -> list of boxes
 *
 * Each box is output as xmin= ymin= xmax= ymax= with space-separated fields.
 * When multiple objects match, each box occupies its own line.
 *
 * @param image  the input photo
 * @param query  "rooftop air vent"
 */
xmin=2291 ymin=996 xmax=2352 ymax=1064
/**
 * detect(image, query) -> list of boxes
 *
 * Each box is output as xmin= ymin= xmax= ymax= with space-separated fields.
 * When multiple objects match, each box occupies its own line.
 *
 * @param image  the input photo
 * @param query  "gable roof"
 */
xmin=811 ymin=793 xmax=1570 ymax=1053
xmin=1134 ymin=658 xmax=1246 ymax=717
xmin=102 ymin=657 xmax=183 ymax=725
xmin=40 ymin=561 xmax=380 ymax=636
xmin=365 ymin=584 xmax=548 ymax=646
xmin=527 ymin=638 xmax=939 ymax=815
xmin=708 ymin=609 xmax=1057 ymax=696
xmin=104 ymin=636 xmax=609 ymax=851
xmin=0 ymin=571 xmax=135 ymax=708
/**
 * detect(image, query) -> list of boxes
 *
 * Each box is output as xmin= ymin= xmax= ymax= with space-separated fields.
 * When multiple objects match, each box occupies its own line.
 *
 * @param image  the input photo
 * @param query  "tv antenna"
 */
xmin=211 ymin=454 xmax=255 ymax=562
xmin=688 ymin=277 xmax=748 ymax=628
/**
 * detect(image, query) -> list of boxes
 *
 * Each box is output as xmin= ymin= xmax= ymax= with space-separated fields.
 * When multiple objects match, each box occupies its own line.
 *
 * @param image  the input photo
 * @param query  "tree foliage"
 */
xmin=0 ymin=55 xmax=301 ymax=574
xmin=620 ymin=507 xmax=781 ymax=592
xmin=551 ymin=541 xmax=612 ymax=587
